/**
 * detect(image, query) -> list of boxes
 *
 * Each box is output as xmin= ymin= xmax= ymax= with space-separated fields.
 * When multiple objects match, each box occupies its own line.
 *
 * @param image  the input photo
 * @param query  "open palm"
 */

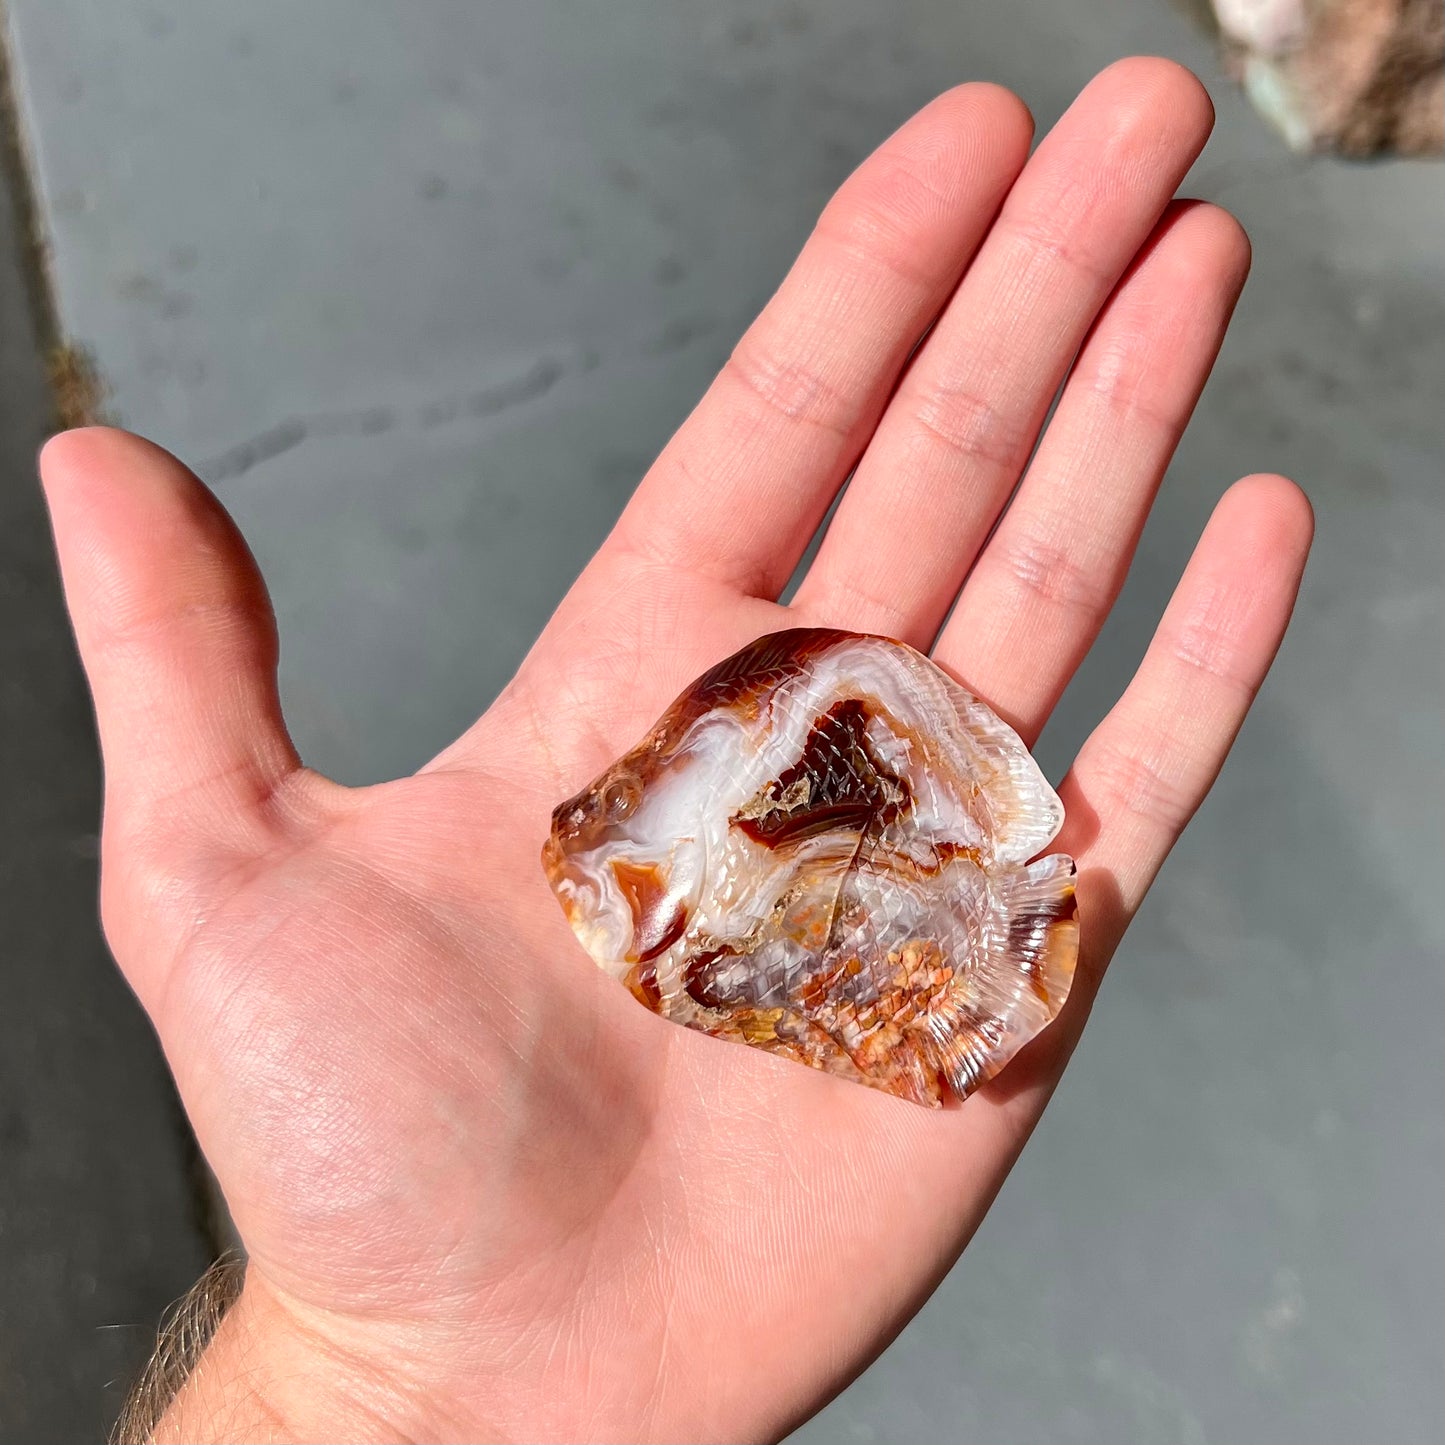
xmin=43 ymin=60 xmax=1310 ymax=1445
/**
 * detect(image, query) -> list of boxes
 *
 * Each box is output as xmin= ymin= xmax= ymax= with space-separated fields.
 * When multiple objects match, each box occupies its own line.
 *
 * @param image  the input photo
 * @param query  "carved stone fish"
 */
xmin=542 ymin=629 xmax=1077 ymax=1106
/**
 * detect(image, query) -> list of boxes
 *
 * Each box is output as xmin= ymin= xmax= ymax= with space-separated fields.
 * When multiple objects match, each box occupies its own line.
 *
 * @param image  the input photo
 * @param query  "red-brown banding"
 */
xmin=549 ymin=630 xmax=878 ymax=838
xmin=610 ymin=858 xmax=688 ymax=963
xmin=624 ymin=961 xmax=663 ymax=1010
xmin=683 ymin=944 xmax=743 ymax=1009
xmin=732 ymin=698 xmax=909 ymax=848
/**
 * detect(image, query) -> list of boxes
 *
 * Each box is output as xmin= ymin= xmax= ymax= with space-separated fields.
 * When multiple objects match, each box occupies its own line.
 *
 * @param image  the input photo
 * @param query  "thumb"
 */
xmin=40 ymin=427 xmax=302 ymax=993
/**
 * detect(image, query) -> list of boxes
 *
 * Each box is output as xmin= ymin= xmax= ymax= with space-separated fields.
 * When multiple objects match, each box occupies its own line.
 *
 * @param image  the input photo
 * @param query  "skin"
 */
xmin=41 ymin=58 xmax=1311 ymax=1445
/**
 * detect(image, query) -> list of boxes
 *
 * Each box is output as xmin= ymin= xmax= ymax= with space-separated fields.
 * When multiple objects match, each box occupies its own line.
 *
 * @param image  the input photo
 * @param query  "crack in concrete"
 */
xmin=200 ymin=353 xmax=568 ymax=482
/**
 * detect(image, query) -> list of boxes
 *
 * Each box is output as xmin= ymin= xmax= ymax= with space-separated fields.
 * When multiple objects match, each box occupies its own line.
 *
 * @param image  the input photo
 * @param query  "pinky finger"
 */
xmin=1059 ymin=474 xmax=1313 ymax=975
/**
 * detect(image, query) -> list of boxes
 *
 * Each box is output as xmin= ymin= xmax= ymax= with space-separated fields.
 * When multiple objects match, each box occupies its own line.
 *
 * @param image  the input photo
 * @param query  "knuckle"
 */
xmin=799 ymin=572 xmax=916 ymax=637
xmin=1078 ymin=347 xmax=1179 ymax=433
xmin=91 ymin=593 xmax=278 ymax=671
xmin=909 ymin=381 xmax=1030 ymax=470
xmin=996 ymin=213 xmax=1115 ymax=289
xmin=991 ymin=528 xmax=1108 ymax=616
xmin=1167 ymin=617 xmax=1259 ymax=699
xmin=1086 ymin=738 xmax=1194 ymax=832
xmin=813 ymin=203 xmax=946 ymax=290
xmin=816 ymin=152 xmax=964 ymax=289
xmin=723 ymin=337 xmax=852 ymax=437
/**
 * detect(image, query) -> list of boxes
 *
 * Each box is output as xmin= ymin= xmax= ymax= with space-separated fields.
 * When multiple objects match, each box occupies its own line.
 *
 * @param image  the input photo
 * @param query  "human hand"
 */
xmin=42 ymin=58 xmax=1310 ymax=1444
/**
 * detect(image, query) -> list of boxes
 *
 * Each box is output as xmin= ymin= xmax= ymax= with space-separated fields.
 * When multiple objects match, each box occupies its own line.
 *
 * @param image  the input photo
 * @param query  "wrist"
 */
xmin=146 ymin=1270 xmax=436 ymax=1445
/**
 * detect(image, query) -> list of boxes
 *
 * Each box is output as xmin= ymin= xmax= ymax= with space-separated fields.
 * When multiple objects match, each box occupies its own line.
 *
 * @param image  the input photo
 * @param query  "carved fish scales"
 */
xmin=542 ymin=628 xmax=1078 ymax=1107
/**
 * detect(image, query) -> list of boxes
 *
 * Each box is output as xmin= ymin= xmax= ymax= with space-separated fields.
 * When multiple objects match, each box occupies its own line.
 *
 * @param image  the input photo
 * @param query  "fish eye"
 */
xmin=601 ymin=775 xmax=640 ymax=823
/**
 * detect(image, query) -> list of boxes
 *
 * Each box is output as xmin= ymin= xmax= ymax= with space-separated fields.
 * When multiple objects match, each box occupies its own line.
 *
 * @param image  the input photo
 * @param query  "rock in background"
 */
xmin=1213 ymin=0 xmax=1443 ymax=153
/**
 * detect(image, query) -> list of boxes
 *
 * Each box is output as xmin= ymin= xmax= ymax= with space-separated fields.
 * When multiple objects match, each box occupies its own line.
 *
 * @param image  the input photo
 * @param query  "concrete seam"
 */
xmin=0 ymin=0 xmax=108 ymax=427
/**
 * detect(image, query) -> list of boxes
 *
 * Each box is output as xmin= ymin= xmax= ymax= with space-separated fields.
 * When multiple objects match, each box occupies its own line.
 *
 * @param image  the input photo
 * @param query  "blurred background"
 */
xmin=0 ymin=3 xmax=1440 ymax=1441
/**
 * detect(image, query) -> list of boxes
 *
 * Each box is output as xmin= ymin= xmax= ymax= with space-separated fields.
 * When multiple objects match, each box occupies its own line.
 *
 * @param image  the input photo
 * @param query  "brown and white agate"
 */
xmin=542 ymin=629 xmax=1078 ymax=1107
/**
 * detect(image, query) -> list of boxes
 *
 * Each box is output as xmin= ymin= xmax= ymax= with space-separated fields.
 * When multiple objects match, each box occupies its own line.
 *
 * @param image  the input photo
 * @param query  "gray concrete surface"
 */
xmin=0 ymin=37 xmax=213 ymax=1443
xmin=4 ymin=1 xmax=1441 ymax=1440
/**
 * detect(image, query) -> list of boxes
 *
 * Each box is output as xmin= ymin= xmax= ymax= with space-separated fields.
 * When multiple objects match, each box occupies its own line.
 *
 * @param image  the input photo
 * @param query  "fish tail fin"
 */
xmin=996 ymin=852 xmax=1078 ymax=1018
xmin=928 ymin=854 xmax=1078 ymax=1100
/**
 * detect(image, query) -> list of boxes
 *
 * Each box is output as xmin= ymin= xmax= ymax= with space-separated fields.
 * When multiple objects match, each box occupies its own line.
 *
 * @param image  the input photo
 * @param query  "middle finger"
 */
xmin=792 ymin=57 xmax=1214 ymax=644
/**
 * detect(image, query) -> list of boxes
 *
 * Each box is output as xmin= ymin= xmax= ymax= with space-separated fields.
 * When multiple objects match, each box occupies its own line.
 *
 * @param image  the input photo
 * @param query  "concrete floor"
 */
xmin=2 ymin=2 xmax=1441 ymax=1441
